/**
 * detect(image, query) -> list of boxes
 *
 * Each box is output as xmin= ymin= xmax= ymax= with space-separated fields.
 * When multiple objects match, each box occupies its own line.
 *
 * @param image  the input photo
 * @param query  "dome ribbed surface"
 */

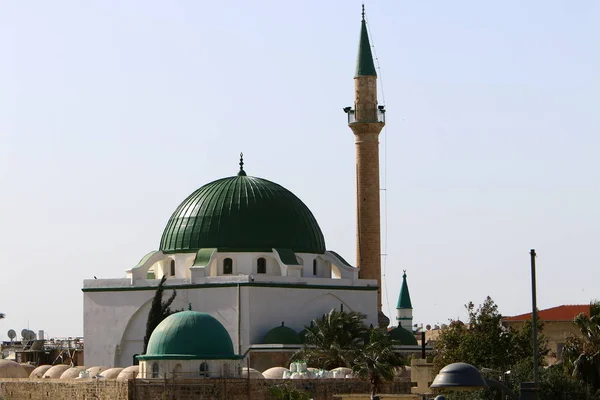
xmin=143 ymin=311 xmax=235 ymax=359
xmin=160 ymin=175 xmax=326 ymax=254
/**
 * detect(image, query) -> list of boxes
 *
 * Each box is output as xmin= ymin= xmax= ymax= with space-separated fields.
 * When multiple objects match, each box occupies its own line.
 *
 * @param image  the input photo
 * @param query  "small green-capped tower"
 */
xmin=396 ymin=271 xmax=413 ymax=329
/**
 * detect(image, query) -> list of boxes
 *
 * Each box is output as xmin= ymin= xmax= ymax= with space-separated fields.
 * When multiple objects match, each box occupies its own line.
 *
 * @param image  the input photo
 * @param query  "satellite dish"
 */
xmin=426 ymin=324 xmax=432 ymax=331
xmin=21 ymin=329 xmax=35 ymax=341
xmin=7 ymin=329 xmax=16 ymax=340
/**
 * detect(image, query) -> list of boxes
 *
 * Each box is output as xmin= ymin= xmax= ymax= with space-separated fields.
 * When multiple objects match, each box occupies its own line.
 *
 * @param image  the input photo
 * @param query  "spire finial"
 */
xmin=355 ymin=4 xmax=377 ymax=77
xmin=237 ymin=152 xmax=247 ymax=176
xmin=188 ymin=303 xmax=192 ymax=311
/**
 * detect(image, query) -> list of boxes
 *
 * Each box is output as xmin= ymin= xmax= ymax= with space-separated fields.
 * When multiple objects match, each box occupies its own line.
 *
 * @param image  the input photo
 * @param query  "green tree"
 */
xmin=294 ymin=308 xmax=368 ymax=369
xmin=268 ymin=382 xmax=311 ymax=400
xmin=432 ymin=297 xmax=549 ymax=400
xmin=563 ymin=301 xmax=600 ymax=392
xmin=142 ymin=275 xmax=179 ymax=354
xmin=352 ymin=327 xmax=404 ymax=400
xmin=508 ymin=361 xmax=598 ymax=400
xmin=433 ymin=296 xmax=548 ymax=374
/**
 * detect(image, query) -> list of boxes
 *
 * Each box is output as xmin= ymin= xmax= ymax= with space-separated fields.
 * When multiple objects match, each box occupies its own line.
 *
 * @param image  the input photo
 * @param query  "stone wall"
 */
xmin=0 ymin=378 xmax=411 ymax=400
xmin=0 ymin=379 xmax=130 ymax=400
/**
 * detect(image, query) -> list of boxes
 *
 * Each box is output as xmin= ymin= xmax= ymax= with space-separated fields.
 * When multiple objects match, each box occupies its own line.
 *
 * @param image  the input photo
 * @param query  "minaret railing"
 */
xmin=344 ymin=105 xmax=386 ymax=124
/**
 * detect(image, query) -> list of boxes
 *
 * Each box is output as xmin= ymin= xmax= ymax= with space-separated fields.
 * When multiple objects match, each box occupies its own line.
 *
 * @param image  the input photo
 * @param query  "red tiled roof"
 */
xmin=503 ymin=305 xmax=590 ymax=322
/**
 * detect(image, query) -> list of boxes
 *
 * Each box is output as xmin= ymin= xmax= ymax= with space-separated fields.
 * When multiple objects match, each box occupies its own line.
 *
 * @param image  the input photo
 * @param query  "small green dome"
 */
xmin=160 ymin=174 xmax=326 ymax=254
xmin=262 ymin=323 xmax=302 ymax=345
xmin=389 ymin=326 xmax=418 ymax=345
xmin=140 ymin=311 xmax=237 ymax=360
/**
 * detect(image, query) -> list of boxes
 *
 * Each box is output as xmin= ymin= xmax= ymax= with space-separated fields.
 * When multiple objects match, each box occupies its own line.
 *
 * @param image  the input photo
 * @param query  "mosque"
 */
xmin=82 ymin=8 xmax=417 ymax=373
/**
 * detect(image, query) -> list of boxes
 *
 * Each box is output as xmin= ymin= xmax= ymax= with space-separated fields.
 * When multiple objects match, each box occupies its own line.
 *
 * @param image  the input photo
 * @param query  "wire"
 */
xmin=364 ymin=11 xmax=392 ymax=322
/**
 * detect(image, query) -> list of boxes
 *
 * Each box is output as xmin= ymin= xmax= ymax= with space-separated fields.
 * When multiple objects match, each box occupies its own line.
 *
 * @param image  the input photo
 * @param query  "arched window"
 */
xmin=257 ymin=257 xmax=266 ymax=274
xmin=199 ymin=362 xmax=209 ymax=377
xmin=223 ymin=363 xmax=230 ymax=378
xmin=313 ymin=259 xmax=318 ymax=276
xmin=170 ymin=260 xmax=175 ymax=276
xmin=152 ymin=363 xmax=159 ymax=378
xmin=223 ymin=258 xmax=233 ymax=275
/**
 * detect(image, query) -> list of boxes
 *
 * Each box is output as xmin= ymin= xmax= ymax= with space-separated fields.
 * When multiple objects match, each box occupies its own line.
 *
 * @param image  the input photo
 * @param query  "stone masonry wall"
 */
xmin=0 ymin=379 xmax=130 ymax=400
xmin=0 ymin=378 xmax=411 ymax=400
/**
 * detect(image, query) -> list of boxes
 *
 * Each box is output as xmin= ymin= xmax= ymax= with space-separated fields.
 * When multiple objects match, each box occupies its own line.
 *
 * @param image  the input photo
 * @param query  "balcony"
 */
xmin=344 ymin=105 xmax=385 ymax=124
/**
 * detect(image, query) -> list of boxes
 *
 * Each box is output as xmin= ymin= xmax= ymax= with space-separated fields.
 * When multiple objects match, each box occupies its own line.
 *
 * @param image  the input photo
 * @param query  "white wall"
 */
xmin=84 ymin=281 xmax=377 ymax=367
xmin=140 ymin=359 xmax=242 ymax=379
xmin=246 ymin=286 xmax=377 ymax=345
xmin=397 ymin=308 xmax=413 ymax=330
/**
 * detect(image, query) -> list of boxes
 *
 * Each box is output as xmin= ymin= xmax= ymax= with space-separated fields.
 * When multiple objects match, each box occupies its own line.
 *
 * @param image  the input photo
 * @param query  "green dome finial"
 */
xmin=238 ymin=152 xmax=246 ymax=176
xmin=361 ymin=3 xmax=365 ymax=21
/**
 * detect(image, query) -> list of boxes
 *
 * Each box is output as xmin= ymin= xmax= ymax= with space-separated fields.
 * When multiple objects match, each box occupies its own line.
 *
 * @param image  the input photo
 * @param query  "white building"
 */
xmin=83 ymin=161 xmax=378 ymax=367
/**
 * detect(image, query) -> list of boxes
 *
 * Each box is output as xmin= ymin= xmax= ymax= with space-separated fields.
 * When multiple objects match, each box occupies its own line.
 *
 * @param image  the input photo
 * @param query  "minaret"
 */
xmin=396 ymin=271 xmax=413 ymax=330
xmin=346 ymin=6 xmax=387 ymax=327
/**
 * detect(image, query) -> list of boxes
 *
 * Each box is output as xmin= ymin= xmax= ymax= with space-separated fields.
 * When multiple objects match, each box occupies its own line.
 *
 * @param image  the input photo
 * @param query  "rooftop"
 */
xmin=503 ymin=304 xmax=590 ymax=322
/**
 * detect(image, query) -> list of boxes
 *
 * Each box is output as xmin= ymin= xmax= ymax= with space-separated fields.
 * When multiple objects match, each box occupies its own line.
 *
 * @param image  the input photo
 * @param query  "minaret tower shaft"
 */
xmin=346 ymin=6 xmax=387 ymax=325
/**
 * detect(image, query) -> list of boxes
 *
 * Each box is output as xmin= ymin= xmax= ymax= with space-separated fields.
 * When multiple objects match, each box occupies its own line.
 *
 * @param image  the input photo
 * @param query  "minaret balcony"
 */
xmin=343 ymin=105 xmax=385 ymax=125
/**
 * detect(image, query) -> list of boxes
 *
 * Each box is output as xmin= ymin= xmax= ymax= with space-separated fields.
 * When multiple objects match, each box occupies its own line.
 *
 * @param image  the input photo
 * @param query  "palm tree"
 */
xmin=0 ymin=313 xmax=4 ymax=320
xmin=352 ymin=327 xmax=404 ymax=400
xmin=294 ymin=308 xmax=368 ymax=370
xmin=563 ymin=302 xmax=600 ymax=391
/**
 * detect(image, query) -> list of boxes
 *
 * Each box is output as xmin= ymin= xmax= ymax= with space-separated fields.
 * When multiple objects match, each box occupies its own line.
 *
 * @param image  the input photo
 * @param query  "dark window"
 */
xmin=170 ymin=260 xmax=175 ymax=276
xmin=152 ymin=363 xmax=159 ymax=378
xmin=223 ymin=363 xmax=230 ymax=378
xmin=199 ymin=362 xmax=209 ymax=377
xmin=223 ymin=258 xmax=233 ymax=275
xmin=257 ymin=258 xmax=266 ymax=274
xmin=313 ymin=259 xmax=317 ymax=275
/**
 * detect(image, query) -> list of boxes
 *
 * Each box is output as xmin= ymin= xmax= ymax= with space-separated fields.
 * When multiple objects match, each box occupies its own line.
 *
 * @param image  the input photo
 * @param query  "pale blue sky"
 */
xmin=0 ymin=1 xmax=599 ymax=339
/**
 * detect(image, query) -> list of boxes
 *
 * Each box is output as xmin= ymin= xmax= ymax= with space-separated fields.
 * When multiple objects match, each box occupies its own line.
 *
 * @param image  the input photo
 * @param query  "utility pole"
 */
xmin=530 ymin=249 xmax=539 ymax=391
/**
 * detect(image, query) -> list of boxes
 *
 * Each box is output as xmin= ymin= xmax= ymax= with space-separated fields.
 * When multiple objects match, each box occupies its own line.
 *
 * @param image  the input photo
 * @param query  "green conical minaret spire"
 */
xmin=397 ymin=271 xmax=413 ymax=309
xmin=355 ymin=5 xmax=377 ymax=77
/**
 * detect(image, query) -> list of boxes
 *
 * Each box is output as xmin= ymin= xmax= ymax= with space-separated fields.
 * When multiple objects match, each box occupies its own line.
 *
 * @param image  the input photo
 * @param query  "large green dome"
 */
xmin=139 ymin=311 xmax=240 ymax=360
xmin=160 ymin=172 xmax=326 ymax=254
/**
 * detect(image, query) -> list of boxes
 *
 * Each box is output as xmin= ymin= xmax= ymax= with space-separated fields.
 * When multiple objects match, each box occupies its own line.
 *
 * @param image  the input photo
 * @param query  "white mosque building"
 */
xmin=83 ymin=158 xmax=379 ymax=367
xmin=83 ymin=8 xmax=414 ymax=369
